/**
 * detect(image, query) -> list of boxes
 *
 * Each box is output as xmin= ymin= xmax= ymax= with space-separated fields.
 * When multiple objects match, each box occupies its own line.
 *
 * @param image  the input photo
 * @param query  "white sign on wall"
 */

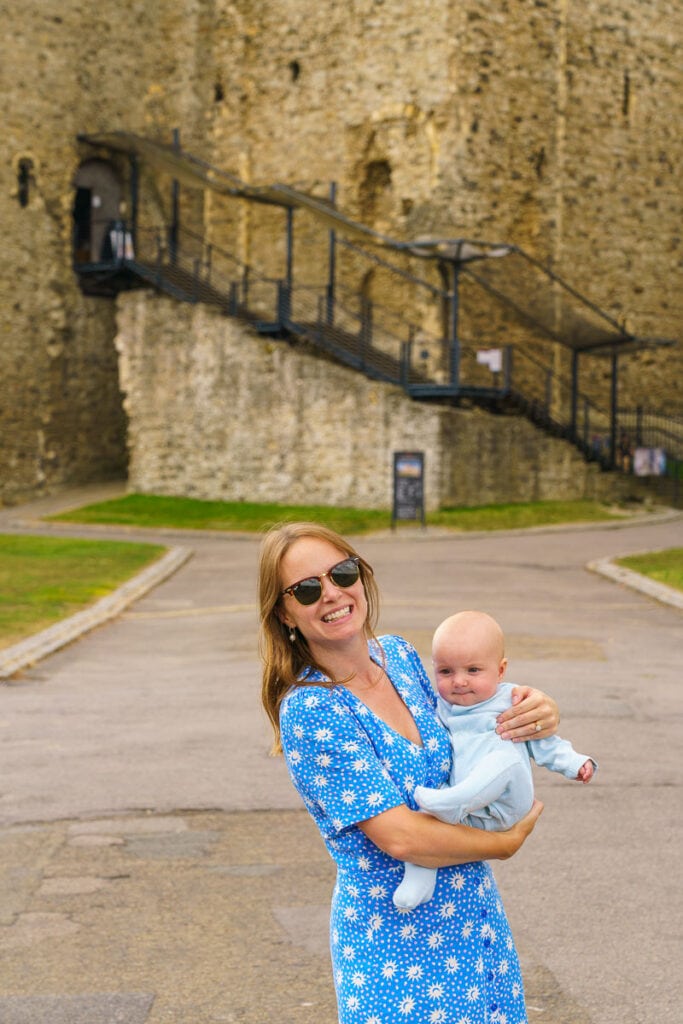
xmin=476 ymin=348 xmax=503 ymax=373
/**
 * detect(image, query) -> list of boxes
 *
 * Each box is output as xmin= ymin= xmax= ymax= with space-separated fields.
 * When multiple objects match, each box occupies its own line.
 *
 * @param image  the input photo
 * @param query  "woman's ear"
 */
xmin=276 ymin=606 xmax=293 ymax=629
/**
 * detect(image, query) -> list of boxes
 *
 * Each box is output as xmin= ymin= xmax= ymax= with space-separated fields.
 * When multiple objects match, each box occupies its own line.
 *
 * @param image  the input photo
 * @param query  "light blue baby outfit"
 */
xmin=394 ymin=682 xmax=596 ymax=909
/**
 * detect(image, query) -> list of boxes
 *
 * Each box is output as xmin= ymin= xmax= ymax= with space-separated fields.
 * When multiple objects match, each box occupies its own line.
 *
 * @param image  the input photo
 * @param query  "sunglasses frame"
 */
xmin=281 ymin=556 xmax=362 ymax=606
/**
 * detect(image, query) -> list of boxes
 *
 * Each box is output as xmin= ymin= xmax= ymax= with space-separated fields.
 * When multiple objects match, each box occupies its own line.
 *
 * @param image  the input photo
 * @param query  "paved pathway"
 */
xmin=0 ymin=486 xmax=681 ymax=1023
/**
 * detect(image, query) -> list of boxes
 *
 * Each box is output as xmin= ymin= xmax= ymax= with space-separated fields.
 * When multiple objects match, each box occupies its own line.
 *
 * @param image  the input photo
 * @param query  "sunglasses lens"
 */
xmin=286 ymin=558 xmax=361 ymax=606
xmin=291 ymin=579 xmax=323 ymax=605
xmin=330 ymin=558 xmax=361 ymax=588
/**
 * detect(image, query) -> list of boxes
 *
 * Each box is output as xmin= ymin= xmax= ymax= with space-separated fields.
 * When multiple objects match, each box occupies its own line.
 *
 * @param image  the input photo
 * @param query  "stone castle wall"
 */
xmin=201 ymin=0 xmax=681 ymax=401
xmin=115 ymin=292 xmax=624 ymax=510
xmin=1 ymin=0 xmax=210 ymax=505
xmin=2 ymin=1 xmax=680 ymax=505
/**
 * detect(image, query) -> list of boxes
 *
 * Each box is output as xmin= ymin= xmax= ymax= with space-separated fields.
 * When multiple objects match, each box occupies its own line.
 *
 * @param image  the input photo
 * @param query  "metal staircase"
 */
xmin=73 ymin=131 xmax=680 ymax=493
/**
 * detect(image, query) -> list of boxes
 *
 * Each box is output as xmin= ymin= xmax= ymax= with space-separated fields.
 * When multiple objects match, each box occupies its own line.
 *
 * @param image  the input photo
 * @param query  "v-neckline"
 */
xmin=340 ymin=656 xmax=424 ymax=749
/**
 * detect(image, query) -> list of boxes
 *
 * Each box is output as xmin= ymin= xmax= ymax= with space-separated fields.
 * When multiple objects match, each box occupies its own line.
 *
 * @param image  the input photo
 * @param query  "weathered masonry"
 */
xmin=114 ymin=292 xmax=628 ymax=510
xmin=2 ymin=1 xmax=680 ymax=506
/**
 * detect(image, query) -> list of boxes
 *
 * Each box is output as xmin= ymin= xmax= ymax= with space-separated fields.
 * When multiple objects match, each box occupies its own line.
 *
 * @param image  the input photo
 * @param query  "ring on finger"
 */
xmin=534 ymin=721 xmax=542 ymax=733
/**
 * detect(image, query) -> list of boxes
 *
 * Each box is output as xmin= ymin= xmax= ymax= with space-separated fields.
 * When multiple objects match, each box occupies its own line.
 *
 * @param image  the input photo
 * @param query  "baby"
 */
xmin=393 ymin=610 xmax=596 ymax=909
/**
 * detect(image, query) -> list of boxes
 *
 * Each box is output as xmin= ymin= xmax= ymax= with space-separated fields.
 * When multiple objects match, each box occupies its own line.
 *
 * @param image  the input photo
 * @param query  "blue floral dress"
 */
xmin=279 ymin=635 xmax=528 ymax=1024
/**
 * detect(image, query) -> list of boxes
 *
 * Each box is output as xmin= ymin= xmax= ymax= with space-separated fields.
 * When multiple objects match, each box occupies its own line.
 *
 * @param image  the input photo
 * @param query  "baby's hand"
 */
xmin=577 ymin=760 xmax=595 ymax=784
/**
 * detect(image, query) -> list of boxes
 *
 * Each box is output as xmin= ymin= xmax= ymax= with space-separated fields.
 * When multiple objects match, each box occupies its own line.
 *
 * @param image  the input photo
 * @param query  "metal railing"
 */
xmin=77 ymin=219 xmax=683 ymax=481
xmin=72 ymin=135 xmax=679 ymax=484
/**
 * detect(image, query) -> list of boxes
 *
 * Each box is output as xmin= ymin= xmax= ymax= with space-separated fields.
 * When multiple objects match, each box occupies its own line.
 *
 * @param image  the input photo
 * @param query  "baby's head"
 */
xmin=432 ymin=610 xmax=507 ymax=707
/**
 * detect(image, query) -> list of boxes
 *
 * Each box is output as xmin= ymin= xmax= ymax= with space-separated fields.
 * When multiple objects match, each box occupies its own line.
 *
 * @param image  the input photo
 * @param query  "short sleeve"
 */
xmin=280 ymin=685 xmax=406 ymax=838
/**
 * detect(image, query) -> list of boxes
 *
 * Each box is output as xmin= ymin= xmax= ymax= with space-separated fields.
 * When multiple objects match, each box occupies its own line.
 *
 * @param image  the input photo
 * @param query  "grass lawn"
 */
xmin=615 ymin=547 xmax=683 ymax=593
xmin=0 ymin=534 xmax=166 ymax=648
xmin=428 ymin=500 xmax=630 ymax=532
xmin=2 ymin=499 xmax=675 ymax=653
xmin=47 ymin=493 xmax=631 ymax=535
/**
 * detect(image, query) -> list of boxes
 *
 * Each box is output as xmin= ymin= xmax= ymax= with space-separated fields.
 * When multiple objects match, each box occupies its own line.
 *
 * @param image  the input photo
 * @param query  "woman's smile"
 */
xmin=322 ymin=604 xmax=353 ymax=623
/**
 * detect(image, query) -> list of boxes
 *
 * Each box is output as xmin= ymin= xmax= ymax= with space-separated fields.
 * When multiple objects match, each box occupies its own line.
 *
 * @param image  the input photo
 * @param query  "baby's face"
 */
xmin=432 ymin=629 xmax=506 ymax=707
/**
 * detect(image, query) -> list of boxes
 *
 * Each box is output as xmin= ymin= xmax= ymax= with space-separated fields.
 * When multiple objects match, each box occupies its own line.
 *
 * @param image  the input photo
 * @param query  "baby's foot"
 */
xmin=393 ymin=864 xmax=436 ymax=909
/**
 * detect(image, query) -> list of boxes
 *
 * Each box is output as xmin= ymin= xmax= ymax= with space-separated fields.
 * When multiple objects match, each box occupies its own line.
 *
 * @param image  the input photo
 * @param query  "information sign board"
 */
xmin=392 ymin=451 xmax=425 ymax=528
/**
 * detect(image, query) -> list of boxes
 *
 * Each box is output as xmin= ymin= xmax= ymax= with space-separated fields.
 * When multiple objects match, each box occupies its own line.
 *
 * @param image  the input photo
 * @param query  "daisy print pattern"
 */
xmin=279 ymin=635 xmax=529 ymax=1023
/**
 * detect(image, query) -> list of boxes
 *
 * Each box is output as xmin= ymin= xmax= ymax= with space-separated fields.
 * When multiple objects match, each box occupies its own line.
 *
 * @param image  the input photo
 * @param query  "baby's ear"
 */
xmin=498 ymin=658 xmax=508 ymax=680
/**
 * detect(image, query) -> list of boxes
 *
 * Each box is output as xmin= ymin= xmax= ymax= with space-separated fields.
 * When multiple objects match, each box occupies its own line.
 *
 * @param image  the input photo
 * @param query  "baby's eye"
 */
xmin=467 ymin=667 xmax=481 ymax=674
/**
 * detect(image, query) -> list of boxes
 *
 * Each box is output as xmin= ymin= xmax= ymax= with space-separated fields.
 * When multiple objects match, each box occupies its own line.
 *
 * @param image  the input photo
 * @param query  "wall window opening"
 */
xmin=17 ymin=158 xmax=33 ymax=207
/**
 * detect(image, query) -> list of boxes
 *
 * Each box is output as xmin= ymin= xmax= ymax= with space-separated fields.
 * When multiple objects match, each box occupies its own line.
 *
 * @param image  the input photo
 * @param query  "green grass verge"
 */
xmin=0 ymin=534 xmax=166 ymax=648
xmin=429 ymin=499 xmax=628 ymax=532
xmin=615 ymin=547 xmax=683 ymax=593
xmin=48 ymin=493 xmax=629 ymax=535
xmin=49 ymin=494 xmax=388 ymax=535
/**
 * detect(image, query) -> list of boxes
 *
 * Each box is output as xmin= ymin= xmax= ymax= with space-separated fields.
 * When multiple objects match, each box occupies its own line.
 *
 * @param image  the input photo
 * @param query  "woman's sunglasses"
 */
xmin=281 ymin=557 xmax=361 ymax=606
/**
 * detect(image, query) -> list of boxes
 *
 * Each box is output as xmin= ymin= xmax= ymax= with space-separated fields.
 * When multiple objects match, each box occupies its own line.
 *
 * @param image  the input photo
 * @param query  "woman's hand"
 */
xmin=496 ymin=686 xmax=559 ymax=741
xmin=497 ymin=799 xmax=544 ymax=859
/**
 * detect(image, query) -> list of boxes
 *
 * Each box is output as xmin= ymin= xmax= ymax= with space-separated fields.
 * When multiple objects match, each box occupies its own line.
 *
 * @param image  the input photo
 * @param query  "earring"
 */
xmin=288 ymin=628 xmax=296 ymax=643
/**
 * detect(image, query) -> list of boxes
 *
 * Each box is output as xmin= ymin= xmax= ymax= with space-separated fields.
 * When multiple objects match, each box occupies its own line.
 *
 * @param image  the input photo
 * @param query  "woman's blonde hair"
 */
xmin=258 ymin=521 xmax=380 ymax=752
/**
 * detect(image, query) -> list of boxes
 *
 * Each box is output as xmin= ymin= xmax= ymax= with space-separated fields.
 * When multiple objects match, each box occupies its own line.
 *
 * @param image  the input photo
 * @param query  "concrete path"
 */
xmin=0 ymin=486 xmax=681 ymax=1024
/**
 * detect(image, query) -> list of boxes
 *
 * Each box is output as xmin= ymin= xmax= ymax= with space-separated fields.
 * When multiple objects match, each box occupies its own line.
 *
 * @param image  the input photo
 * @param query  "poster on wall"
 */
xmin=392 ymin=451 xmax=425 ymax=529
xmin=633 ymin=447 xmax=666 ymax=477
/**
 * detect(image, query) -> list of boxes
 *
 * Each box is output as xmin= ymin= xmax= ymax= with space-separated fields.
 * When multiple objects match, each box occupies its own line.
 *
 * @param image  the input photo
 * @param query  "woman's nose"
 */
xmin=319 ymin=572 xmax=341 ymax=598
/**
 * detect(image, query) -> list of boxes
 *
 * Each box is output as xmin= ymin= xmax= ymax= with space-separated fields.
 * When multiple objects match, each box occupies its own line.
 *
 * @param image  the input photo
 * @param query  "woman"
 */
xmin=259 ymin=522 xmax=559 ymax=1024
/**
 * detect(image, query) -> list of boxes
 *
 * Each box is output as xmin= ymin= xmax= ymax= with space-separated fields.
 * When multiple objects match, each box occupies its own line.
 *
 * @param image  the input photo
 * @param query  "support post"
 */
xmin=503 ymin=345 xmax=513 ymax=391
xmin=284 ymin=206 xmax=294 ymax=323
xmin=286 ymin=207 xmax=293 ymax=290
xmin=129 ymin=154 xmax=139 ymax=254
xmin=169 ymin=128 xmax=180 ymax=264
xmin=192 ymin=258 xmax=201 ymax=302
xmin=326 ymin=181 xmax=337 ymax=325
xmin=609 ymin=350 xmax=618 ymax=469
xmin=570 ymin=349 xmax=579 ymax=441
xmin=401 ymin=331 xmax=413 ymax=389
xmin=278 ymin=280 xmax=291 ymax=324
xmin=449 ymin=260 xmax=461 ymax=389
xmin=155 ymin=233 xmax=163 ymax=286
xmin=359 ymin=299 xmax=372 ymax=369
xmin=228 ymin=282 xmax=238 ymax=316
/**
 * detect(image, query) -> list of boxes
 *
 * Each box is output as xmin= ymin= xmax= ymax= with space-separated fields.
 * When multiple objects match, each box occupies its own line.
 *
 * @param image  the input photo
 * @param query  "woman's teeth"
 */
xmin=323 ymin=606 xmax=350 ymax=622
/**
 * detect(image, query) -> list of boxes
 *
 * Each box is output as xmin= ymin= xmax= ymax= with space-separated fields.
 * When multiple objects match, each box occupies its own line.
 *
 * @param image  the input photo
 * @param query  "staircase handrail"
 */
xmin=76 ymin=131 xmax=679 ymax=477
xmin=78 ymin=130 xmax=676 ymax=357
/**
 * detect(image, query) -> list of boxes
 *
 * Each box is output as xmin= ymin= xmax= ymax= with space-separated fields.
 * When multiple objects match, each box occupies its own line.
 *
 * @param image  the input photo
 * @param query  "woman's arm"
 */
xmin=358 ymin=799 xmax=544 ymax=868
xmin=496 ymin=686 xmax=560 ymax=741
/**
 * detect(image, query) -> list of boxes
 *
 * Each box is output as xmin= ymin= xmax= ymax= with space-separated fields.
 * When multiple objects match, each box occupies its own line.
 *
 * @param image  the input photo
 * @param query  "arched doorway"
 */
xmin=73 ymin=160 xmax=123 ymax=263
